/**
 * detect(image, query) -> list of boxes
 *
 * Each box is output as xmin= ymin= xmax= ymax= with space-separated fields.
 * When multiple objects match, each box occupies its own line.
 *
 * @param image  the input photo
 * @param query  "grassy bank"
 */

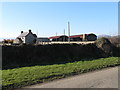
xmin=2 ymin=57 xmax=120 ymax=89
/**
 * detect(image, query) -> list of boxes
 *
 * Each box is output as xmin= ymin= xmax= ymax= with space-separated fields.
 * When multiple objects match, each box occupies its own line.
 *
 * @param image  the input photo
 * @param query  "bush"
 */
xmin=95 ymin=37 xmax=119 ymax=57
xmin=2 ymin=44 xmax=101 ymax=69
xmin=2 ymin=41 xmax=120 ymax=70
xmin=108 ymin=35 xmax=120 ymax=47
xmin=95 ymin=37 xmax=111 ymax=46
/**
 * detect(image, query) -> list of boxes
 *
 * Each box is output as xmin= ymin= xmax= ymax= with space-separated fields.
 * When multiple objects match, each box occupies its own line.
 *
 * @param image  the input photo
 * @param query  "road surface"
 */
xmin=24 ymin=66 xmax=119 ymax=88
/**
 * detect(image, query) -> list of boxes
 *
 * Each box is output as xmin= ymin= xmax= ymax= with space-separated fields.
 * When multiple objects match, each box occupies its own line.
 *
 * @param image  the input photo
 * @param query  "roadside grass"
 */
xmin=2 ymin=57 xmax=120 ymax=89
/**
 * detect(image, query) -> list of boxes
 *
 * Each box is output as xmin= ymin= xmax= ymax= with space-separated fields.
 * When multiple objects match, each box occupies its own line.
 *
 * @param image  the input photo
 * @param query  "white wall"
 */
xmin=21 ymin=37 xmax=26 ymax=43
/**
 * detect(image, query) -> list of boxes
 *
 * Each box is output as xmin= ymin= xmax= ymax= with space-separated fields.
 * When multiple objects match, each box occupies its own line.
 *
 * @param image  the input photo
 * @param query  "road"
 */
xmin=23 ymin=66 xmax=119 ymax=88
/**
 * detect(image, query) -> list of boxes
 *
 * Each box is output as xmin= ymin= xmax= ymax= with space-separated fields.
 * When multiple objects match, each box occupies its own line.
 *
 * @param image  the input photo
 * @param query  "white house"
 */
xmin=14 ymin=30 xmax=37 ymax=44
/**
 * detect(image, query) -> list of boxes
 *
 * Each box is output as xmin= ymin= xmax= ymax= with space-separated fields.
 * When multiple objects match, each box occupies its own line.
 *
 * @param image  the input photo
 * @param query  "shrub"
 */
xmin=95 ymin=37 xmax=118 ymax=57
xmin=95 ymin=37 xmax=112 ymax=56
xmin=108 ymin=35 xmax=120 ymax=47
xmin=2 ymin=41 xmax=120 ymax=70
xmin=2 ymin=44 xmax=100 ymax=69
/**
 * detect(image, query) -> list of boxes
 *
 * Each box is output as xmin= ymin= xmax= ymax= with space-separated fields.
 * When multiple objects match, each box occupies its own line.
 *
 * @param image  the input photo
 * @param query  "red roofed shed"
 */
xmin=49 ymin=35 xmax=68 ymax=41
xmin=69 ymin=33 xmax=97 ymax=41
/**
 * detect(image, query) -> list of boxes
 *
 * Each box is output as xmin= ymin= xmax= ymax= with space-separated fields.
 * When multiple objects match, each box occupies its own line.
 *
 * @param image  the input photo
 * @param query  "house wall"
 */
xmin=21 ymin=37 xmax=26 ymax=43
xmin=25 ymin=33 xmax=36 ymax=44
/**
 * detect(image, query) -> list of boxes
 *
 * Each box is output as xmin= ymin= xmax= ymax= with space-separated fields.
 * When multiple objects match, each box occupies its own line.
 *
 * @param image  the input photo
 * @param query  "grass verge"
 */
xmin=2 ymin=57 xmax=120 ymax=89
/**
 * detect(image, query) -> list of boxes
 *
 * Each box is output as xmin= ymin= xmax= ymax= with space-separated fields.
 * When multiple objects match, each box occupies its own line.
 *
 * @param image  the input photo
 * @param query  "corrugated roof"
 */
xmin=49 ymin=36 xmax=61 ymax=39
xmin=49 ymin=34 xmax=96 ymax=39
xmin=69 ymin=33 xmax=97 ymax=38
xmin=49 ymin=35 xmax=68 ymax=39
xmin=69 ymin=35 xmax=83 ymax=38
xmin=69 ymin=34 xmax=88 ymax=38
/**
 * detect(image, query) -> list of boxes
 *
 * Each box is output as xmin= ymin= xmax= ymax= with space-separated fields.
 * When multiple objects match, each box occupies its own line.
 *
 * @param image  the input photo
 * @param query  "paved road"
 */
xmin=24 ymin=66 xmax=119 ymax=88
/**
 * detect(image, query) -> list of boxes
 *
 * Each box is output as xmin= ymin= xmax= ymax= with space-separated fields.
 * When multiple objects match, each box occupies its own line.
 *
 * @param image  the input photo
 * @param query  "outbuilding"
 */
xmin=36 ymin=37 xmax=50 ymax=42
xmin=69 ymin=33 xmax=97 ymax=41
xmin=49 ymin=35 xmax=68 ymax=41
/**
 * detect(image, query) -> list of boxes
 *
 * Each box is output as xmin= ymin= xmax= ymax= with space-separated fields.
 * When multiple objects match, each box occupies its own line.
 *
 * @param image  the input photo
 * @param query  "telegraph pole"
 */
xmin=68 ymin=21 xmax=70 ymax=42
xmin=56 ymin=32 xmax=57 ymax=36
xmin=37 ymin=30 xmax=38 ymax=36
xmin=63 ymin=29 xmax=65 ymax=41
xmin=56 ymin=32 xmax=57 ymax=41
xmin=64 ymin=29 xmax=65 ymax=35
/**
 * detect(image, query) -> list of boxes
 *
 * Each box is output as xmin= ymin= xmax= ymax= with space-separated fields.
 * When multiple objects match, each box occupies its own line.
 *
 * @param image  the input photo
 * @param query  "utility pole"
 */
xmin=68 ymin=21 xmax=70 ymax=42
xmin=56 ymin=32 xmax=57 ymax=36
xmin=63 ymin=29 xmax=65 ymax=41
xmin=64 ymin=29 xmax=65 ymax=35
xmin=37 ymin=30 xmax=38 ymax=36
xmin=56 ymin=32 xmax=57 ymax=41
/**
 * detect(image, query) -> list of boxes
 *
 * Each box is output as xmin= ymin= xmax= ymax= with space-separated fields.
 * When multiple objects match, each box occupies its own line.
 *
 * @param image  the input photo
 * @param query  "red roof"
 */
xmin=69 ymin=34 xmax=88 ymax=38
xmin=49 ymin=34 xmax=96 ymax=39
xmin=49 ymin=36 xmax=62 ymax=39
xmin=49 ymin=35 xmax=68 ymax=39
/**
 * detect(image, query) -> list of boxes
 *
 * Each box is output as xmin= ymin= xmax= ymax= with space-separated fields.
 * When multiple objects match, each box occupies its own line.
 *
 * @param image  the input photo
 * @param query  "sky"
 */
xmin=0 ymin=2 xmax=118 ymax=39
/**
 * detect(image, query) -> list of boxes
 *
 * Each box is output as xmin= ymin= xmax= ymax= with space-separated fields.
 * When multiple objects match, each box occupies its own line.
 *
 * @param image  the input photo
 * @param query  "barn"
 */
xmin=49 ymin=35 xmax=68 ymax=41
xmin=70 ymin=33 xmax=97 ymax=41
xmin=49 ymin=34 xmax=97 ymax=42
xmin=69 ymin=34 xmax=83 ymax=41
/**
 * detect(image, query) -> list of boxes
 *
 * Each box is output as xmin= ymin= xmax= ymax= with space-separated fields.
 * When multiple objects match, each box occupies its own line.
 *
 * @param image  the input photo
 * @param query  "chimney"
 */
xmin=21 ymin=31 xmax=23 ymax=34
xmin=29 ymin=29 xmax=31 ymax=33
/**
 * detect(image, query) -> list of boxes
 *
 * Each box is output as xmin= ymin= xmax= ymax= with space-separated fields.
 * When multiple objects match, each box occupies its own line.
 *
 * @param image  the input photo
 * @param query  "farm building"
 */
xmin=49 ymin=33 xmax=97 ymax=42
xmin=49 ymin=35 xmax=68 ymax=41
xmin=36 ymin=37 xmax=50 ymax=43
xmin=13 ymin=30 xmax=37 ymax=44
xmin=69 ymin=33 xmax=97 ymax=41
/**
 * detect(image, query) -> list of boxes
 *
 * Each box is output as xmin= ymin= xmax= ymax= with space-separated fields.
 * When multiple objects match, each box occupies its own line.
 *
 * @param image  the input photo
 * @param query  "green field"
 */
xmin=2 ymin=57 xmax=120 ymax=89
